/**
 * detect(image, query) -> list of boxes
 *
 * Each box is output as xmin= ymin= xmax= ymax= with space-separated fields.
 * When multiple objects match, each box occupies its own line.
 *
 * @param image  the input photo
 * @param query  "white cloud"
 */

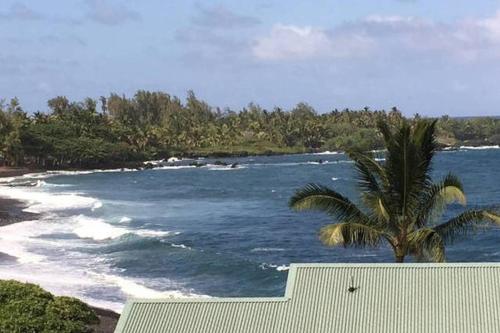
xmin=252 ymin=24 xmax=333 ymax=60
xmin=252 ymin=24 xmax=374 ymax=61
xmin=252 ymin=11 xmax=500 ymax=63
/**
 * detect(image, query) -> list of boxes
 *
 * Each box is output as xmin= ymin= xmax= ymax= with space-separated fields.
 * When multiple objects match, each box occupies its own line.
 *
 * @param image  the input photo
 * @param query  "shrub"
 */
xmin=0 ymin=280 xmax=98 ymax=333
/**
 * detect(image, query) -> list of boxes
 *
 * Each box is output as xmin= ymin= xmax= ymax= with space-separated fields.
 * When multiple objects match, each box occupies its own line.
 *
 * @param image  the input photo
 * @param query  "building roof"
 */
xmin=115 ymin=263 xmax=500 ymax=333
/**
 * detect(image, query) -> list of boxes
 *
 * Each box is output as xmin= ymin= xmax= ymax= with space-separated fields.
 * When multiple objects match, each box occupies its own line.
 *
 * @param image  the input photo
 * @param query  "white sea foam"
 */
xmin=306 ymin=161 xmax=329 ymax=165
xmin=134 ymin=229 xmax=171 ymax=238
xmin=0 ymin=168 xmax=137 ymax=185
xmin=311 ymin=151 xmax=342 ymax=155
xmin=35 ymin=180 xmax=72 ymax=188
xmin=155 ymin=165 xmax=197 ymax=170
xmin=0 ymin=186 xmax=102 ymax=213
xmin=275 ymin=265 xmax=289 ymax=271
xmin=331 ymin=177 xmax=339 ymax=181
xmin=0 ymin=216 xmax=188 ymax=312
xmin=206 ymin=164 xmax=245 ymax=171
xmin=260 ymin=263 xmax=290 ymax=271
xmin=71 ymin=215 xmax=171 ymax=241
xmin=93 ymin=273 xmax=208 ymax=299
xmin=459 ymin=145 xmax=500 ymax=150
xmin=0 ymin=220 xmax=46 ymax=263
xmin=72 ymin=215 xmax=130 ymax=240
xmin=119 ymin=216 xmax=132 ymax=223
xmin=250 ymin=247 xmax=285 ymax=252
xmin=171 ymin=243 xmax=192 ymax=250
xmin=143 ymin=159 xmax=165 ymax=165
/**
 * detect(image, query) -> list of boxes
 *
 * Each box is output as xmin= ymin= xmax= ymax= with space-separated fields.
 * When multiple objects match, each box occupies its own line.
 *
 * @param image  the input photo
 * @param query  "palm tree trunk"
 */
xmin=394 ymin=245 xmax=405 ymax=262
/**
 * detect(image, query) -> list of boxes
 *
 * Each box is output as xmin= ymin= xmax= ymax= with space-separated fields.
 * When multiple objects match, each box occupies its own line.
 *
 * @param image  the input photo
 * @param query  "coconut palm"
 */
xmin=290 ymin=119 xmax=500 ymax=262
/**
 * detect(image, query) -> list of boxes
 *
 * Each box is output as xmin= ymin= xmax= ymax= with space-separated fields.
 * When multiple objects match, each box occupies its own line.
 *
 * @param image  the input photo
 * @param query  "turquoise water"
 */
xmin=0 ymin=149 xmax=498 ymax=311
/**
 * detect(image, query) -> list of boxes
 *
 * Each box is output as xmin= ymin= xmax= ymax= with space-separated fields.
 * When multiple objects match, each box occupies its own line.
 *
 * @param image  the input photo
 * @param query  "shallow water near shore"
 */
xmin=0 ymin=149 xmax=499 ymax=312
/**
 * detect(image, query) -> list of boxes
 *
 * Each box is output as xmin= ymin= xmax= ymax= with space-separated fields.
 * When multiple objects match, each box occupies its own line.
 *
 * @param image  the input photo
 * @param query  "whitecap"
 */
xmin=171 ymin=243 xmax=192 ymax=250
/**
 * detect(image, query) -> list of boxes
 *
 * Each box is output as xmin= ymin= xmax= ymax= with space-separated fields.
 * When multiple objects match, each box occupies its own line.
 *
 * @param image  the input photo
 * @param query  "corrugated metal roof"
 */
xmin=115 ymin=263 xmax=500 ymax=333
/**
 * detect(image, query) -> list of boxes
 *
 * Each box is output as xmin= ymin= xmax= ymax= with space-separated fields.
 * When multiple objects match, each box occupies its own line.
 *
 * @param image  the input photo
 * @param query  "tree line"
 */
xmin=0 ymin=90 xmax=499 ymax=169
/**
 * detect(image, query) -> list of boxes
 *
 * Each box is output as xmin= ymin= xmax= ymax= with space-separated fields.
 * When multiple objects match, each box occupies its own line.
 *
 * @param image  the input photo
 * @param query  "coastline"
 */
xmin=0 ymin=167 xmax=42 ymax=227
xmin=0 ymin=146 xmax=498 ymax=331
xmin=0 ymin=168 xmax=120 ymax=332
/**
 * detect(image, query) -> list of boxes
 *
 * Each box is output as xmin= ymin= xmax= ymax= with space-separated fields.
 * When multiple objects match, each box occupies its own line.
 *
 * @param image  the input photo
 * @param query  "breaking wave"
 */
xmin=459 ymin=145 xmax=500 ymax=150
xmin=0 ymin=186 xmax=102 ymax=214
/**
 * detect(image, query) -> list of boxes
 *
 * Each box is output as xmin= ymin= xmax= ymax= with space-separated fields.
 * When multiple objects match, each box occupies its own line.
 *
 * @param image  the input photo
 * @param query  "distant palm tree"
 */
xmin=290 ymin=119 xmax=500 ymax=262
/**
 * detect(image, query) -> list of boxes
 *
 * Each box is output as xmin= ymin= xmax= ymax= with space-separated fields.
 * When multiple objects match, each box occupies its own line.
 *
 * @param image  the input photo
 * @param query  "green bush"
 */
xmin=0 ymin=280 xmax=98 ymax=333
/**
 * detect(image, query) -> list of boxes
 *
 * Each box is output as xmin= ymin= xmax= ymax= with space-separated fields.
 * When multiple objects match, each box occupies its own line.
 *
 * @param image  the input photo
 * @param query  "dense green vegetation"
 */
xmin=290 ymin=120 xmax=500 ymax=262
xmin=0 ymin=91 xmax=499 ymax=169
xmin=0 ymin=280 xmax=98 ymax=333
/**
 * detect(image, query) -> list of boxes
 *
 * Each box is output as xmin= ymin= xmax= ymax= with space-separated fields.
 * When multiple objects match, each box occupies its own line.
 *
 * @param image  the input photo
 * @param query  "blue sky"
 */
xmin=2 ymin=0 xmax=500 ymax=116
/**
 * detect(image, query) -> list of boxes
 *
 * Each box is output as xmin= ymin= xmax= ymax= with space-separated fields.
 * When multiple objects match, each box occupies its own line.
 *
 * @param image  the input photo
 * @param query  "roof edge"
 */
xmin=289 ymin=262 xmax=500 ymax=268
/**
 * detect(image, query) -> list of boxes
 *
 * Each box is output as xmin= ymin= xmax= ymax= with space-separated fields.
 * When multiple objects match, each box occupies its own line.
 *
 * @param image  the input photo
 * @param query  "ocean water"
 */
xmin=0 ymin=148 xmax=499 ymax=312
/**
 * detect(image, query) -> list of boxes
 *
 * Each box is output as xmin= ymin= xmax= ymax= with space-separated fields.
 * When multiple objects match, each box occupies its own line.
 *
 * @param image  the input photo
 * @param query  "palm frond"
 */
xmin=383 ymin=120 xmax=438 ymax=221
xmin=416 ymin=173 xmax=466 ymax=227
xmin=348 ymin=150 xmax=392 ymax=223
xmin=413 ymin=119 xmax=438 ymax=176
xmin=408 ymin=228 xmax=445 ymax=262
xmin=289 ymin=183 xmax=370 ymax=224
xmin=348 ymin=150 xmax=388 ymax=188
xmin=384 ymin=121 xmax=424 ymax=219
xmin=319 ymin=223 xmax=382 ymax=248
xmin=434 ymin=210 xmax=500 ymax=243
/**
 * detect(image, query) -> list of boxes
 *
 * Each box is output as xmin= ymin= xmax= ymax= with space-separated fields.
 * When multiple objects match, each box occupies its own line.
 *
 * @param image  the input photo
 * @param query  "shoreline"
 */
xmin=0 ymin=168 xmax=120 ymax=332
xmin=0 ymin=144 xmax=498 ymax=178
xmin=0 ymin=167 xmax=42 ymax=227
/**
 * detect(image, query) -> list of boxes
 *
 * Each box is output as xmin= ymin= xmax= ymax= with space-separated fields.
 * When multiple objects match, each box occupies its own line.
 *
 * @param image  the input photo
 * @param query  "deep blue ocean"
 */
xmin=0 ymin=148 xmax=499 ymax=311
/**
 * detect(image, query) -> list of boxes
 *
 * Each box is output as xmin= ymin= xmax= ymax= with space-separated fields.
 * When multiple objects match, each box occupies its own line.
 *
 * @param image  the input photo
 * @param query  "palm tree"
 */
xmin=290 ymin=119 xmax=500 ymax=262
